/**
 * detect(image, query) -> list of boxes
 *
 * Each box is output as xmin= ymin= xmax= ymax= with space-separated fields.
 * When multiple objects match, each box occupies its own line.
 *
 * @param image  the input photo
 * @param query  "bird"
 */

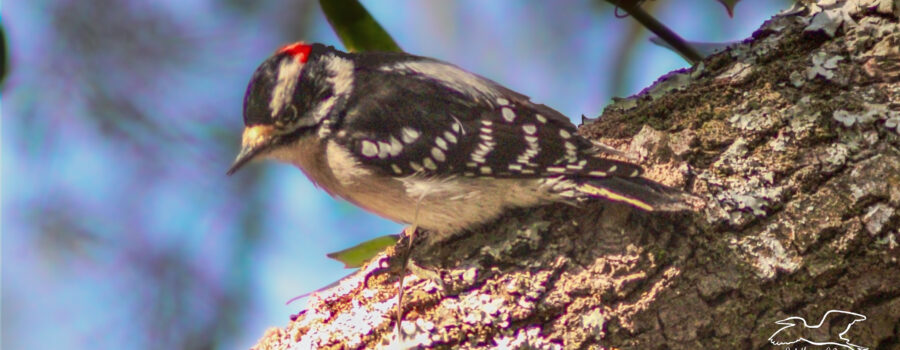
xmin=768 ymin=310 xmax=868 ymax=350
xmin=227 ymin=42 xmax=691 ymax=239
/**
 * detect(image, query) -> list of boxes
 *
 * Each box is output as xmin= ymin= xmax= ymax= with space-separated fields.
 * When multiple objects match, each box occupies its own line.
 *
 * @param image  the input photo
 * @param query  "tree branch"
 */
xmin=254 ymin=3 xmax=900 ymax=349
xmin=607 ymin=0 xmax=703 ymax=64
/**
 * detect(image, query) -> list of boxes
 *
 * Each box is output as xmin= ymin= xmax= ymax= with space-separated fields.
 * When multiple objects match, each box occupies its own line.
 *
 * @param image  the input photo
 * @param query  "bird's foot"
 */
xmin=360 ymin=225 xmax=418 ymax=289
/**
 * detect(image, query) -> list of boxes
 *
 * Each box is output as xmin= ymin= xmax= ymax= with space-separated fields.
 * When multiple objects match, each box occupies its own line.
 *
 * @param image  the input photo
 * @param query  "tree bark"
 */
xmin=254 ymin=2 xmax=900 ymax=349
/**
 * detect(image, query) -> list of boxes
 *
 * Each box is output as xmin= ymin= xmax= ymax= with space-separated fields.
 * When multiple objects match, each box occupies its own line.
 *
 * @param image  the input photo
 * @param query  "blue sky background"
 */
xmin=3 ymin=1 xmax=786 ymax=348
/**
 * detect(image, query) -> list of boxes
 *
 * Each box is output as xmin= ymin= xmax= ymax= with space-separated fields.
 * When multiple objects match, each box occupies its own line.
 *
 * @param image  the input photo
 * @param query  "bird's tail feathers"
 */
xmin=576 ymin=177 xmax=697 ymax=212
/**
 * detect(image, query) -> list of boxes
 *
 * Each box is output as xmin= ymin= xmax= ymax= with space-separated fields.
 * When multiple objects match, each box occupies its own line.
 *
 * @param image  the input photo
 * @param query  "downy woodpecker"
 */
xmin=228 ymin=42 xmax=689 ymax=237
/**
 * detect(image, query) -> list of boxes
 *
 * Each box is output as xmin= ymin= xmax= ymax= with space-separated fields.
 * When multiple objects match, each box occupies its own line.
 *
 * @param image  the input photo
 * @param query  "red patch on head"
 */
xmin=277 ymin=42 xmax=312 ymax=63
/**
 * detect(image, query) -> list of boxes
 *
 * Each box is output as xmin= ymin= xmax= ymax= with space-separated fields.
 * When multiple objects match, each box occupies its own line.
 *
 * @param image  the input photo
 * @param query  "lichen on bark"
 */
xmin=255 ymin=2 xmax=900 ymax=349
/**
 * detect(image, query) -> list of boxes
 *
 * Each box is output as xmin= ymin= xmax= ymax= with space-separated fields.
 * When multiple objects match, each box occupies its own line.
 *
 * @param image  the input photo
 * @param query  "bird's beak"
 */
xmin=227 ymin=125 xmax=277 ymax=175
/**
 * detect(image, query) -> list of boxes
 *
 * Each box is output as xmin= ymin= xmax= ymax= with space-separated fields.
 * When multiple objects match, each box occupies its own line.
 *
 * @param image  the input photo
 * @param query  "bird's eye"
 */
xmin=274 ymin=105 xmax=300 ymax=130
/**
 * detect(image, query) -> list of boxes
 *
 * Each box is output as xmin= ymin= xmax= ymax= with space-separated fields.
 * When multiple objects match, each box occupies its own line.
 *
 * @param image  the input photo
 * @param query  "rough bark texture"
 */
xmin=254 ymin=2 xmax=900 ymax=349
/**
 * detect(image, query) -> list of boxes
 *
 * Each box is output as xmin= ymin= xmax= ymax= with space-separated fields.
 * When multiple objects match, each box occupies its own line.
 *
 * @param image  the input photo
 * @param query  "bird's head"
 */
xmin=228 ymin=42 xmax=339 ymax=175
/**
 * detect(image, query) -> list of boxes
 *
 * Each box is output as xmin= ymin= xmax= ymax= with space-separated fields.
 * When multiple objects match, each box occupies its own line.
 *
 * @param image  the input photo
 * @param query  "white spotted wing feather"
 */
xmin=330 ymin=54 xmax=687 ymax=211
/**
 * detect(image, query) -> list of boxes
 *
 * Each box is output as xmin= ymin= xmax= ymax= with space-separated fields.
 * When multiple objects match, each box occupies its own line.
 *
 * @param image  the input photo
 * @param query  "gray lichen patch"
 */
xmin=728 ymin=227 xmax=801 ymax=279
xmin=491 ymin=327 xmax=563 ymax=350
xmin=729 ymin=105 xmax=784 ymax=132
xmin=807 ymin=51 xmax=844 ymax=80
xmin=864 ymin=202 xmax=897 ymax=235
xmin=833 ymin=108 xmax=876 ymax=127
xmin=715 ymin=62 xmax=754 ymax=83
xmin=795 ymin=0 xmax=900 ymax=37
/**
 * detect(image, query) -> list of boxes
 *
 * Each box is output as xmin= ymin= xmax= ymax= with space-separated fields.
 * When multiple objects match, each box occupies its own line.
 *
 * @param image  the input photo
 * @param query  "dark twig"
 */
xmin=607 ymin=0 xmax=703 ymax=65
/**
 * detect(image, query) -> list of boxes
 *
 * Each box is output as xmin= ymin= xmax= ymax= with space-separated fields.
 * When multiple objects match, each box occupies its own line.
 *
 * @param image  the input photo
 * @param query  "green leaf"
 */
xmin=716 ymin=0 xmax=740 ymax=17
xmin=0 ymin=24 xmax=8 ymax=87
xmin=319 ymin=0 xmax=402 ymax=53
xmin=326 ymin=234 xmax=400 ymax=268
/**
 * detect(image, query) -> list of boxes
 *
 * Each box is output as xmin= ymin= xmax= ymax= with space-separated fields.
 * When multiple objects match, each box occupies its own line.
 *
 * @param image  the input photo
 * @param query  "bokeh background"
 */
xmin=3 ymin=1 xmax=788 ymax=348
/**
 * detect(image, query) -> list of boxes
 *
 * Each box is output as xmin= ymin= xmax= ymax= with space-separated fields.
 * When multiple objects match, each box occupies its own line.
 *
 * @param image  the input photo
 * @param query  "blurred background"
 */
xmin=2 ymin=0 xmax=788 ymax=348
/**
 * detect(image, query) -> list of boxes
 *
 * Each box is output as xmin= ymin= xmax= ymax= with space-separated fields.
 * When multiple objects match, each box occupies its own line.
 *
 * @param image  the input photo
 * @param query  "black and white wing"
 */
xmin=329 ymin=56 xmax=688 ymax=211
xmin=330 ymin=57 xmax=642 ymax=179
